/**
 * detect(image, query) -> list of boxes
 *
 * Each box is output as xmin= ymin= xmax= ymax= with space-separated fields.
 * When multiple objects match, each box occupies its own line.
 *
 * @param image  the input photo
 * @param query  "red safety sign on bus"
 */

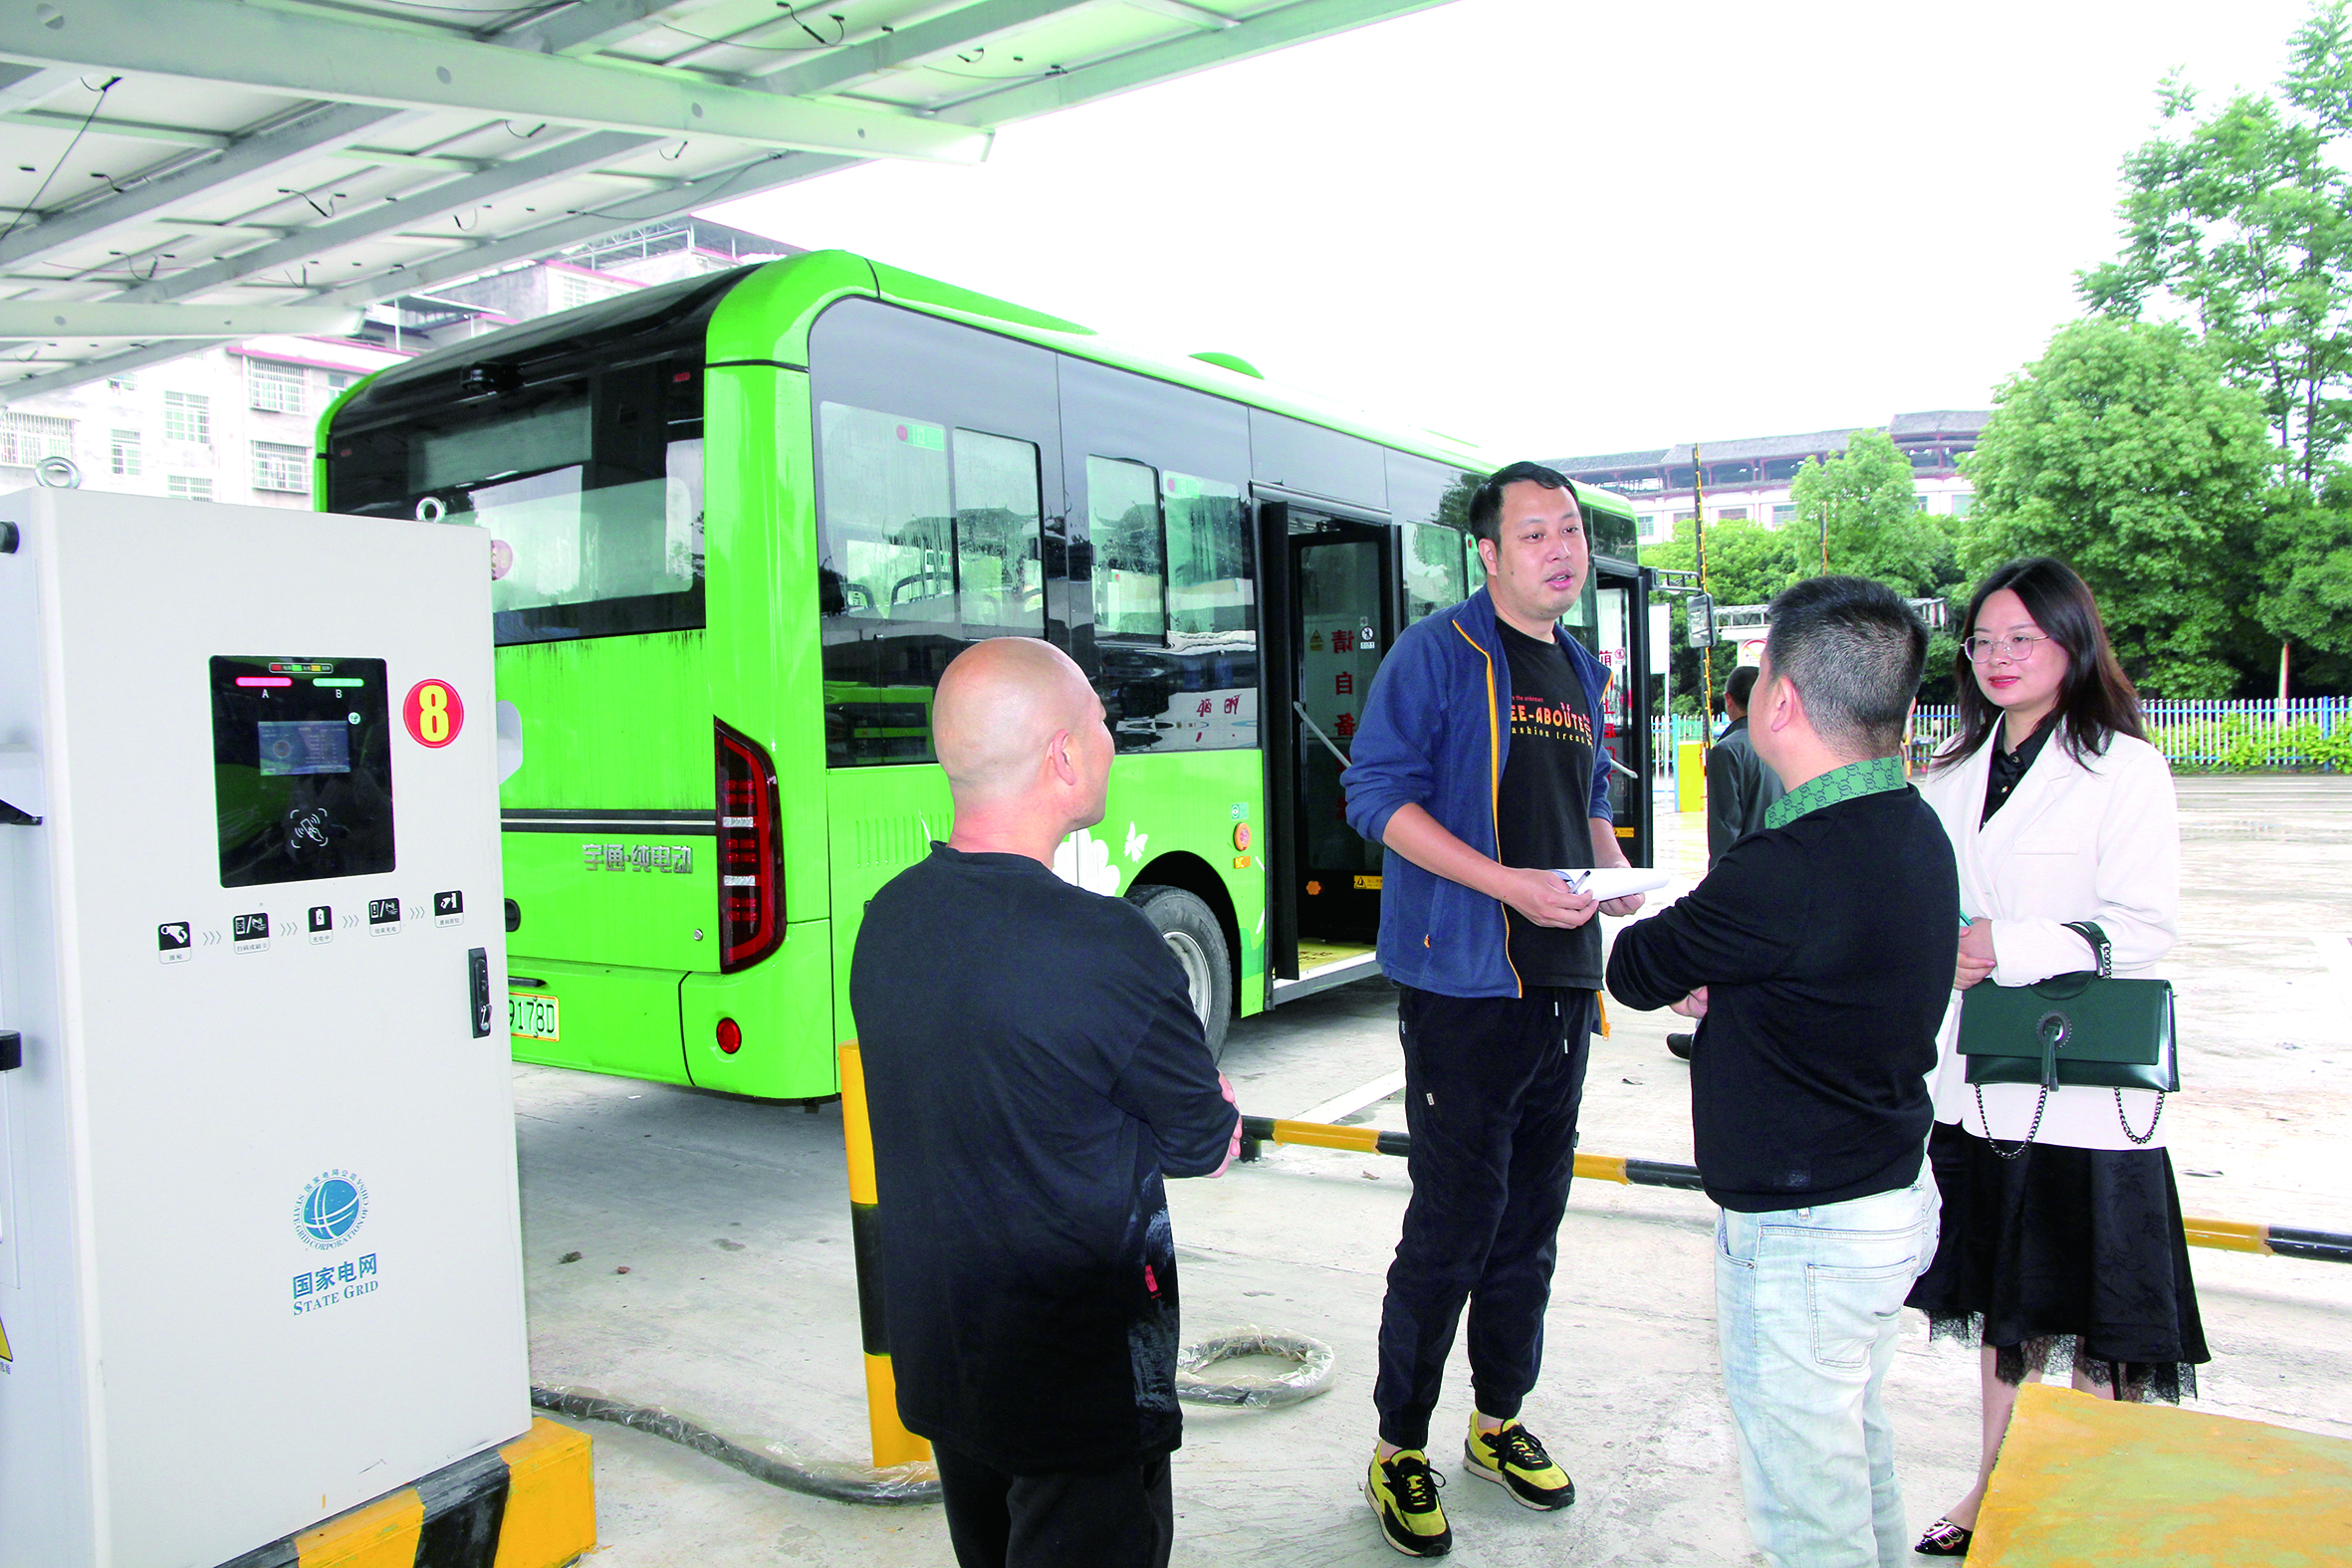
xmin=403 ymin=679 xmax=465 ymax=749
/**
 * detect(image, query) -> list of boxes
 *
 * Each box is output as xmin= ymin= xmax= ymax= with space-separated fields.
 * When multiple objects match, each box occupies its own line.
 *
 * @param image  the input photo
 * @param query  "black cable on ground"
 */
xmin=531 ymin=1386 xmax=940 ymax=1505
xmin=533 ymin=1328 xmax=1335 ymax=1505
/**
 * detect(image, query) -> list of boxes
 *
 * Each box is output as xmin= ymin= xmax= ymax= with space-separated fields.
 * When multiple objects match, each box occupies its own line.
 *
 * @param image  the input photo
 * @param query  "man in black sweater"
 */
xmin=1706 ymin=663 xmax=1785 ymax=864
xmin=850 ymin=637 xmax=1241 ymax=1568
xmin=1606 ymin=575 xmax=1955 ymax=1568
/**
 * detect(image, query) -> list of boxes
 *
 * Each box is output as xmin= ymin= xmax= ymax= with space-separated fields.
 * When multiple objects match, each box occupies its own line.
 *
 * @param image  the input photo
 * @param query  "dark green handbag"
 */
xmin=1958 ymin=922 xmax=2175 ymax=1152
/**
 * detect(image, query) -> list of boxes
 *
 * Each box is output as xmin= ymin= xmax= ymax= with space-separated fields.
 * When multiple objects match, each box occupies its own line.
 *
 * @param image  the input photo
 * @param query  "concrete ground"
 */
xmin=519 ymin=775 xmax=2352 ymax=1566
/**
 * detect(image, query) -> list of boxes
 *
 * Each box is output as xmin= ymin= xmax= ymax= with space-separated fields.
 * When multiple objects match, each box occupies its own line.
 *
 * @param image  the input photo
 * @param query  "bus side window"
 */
xmin=1386 ymin=450 xmax=1484 ymax=620
xmin=1403 ymin=521 xmax=1466 ymax=623
xmin=952 ymin=429 xmax=1044 ymax=634
xmin=817 ymin=401 xmax=953 ymax=622
xmin=1088 ymin=457 xmax=1165 ymax=641
xmin=1164 ymin=472 xmax=1252 ymax=641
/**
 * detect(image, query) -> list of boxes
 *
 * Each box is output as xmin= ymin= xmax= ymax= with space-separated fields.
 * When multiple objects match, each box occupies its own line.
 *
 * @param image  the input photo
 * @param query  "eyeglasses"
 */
xmin=1963 ymin=632 xmax=2050 ymax=664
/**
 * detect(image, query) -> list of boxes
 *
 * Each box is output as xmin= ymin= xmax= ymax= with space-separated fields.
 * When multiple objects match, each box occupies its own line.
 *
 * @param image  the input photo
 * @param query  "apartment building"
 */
xmin=1551 ymin=410 xmax=1989 ymax=547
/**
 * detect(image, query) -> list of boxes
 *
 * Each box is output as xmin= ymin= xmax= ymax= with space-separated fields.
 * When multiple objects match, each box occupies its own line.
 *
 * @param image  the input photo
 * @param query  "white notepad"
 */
xmin=1554 ymin=867 xmax=1672 ymax=901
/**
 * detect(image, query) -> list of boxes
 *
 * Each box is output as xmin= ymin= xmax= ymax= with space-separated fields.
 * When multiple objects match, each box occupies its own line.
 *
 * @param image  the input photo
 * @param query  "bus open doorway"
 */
xmin=1263 ymin=498 xmax=1395 ymax=1002
xmin=1259 ymin=494 xmax=1653 ymax=1011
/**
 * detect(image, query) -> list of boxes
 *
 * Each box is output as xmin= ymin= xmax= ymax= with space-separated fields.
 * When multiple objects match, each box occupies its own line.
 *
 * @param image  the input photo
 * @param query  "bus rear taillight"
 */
xmin=715 ymin=720 xmax=784 ymax=973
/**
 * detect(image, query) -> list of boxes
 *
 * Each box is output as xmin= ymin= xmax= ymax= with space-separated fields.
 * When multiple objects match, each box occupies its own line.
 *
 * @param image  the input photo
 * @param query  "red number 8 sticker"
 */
xmin=403 ymin=679 xmax=465 ymax=748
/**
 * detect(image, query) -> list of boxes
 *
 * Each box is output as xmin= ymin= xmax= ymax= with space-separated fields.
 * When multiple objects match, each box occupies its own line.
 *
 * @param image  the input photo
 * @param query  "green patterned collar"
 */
xmin=1763 ymin=755 xmax=1908 ymax=830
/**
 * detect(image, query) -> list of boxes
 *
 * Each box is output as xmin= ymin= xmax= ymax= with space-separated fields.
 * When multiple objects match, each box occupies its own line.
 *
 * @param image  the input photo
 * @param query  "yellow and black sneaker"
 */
xmin=1464 ymin=1418 xmax=1575 ymax=1510
xmin=1365 ymin=1448 xmax=1452 ymax=1557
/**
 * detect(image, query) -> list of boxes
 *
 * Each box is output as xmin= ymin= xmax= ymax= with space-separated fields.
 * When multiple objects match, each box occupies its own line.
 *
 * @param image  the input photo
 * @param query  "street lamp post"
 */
xmin=1693 ymin=442 xmax=1713 ymax=751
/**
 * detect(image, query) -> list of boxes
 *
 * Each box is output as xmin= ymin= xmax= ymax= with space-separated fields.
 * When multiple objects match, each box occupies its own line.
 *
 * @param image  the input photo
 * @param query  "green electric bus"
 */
xmin=318 ymin=251 xmax=1652 ymax=1099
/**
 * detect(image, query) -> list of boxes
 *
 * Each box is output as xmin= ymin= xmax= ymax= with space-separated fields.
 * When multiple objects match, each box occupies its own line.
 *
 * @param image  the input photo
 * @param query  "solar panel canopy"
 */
xmin=1 ymin=0 xmax=1452 ymax=396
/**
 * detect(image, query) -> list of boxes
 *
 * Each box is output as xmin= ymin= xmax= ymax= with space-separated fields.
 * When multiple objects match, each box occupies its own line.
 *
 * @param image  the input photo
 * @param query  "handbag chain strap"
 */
xmin=1980 ymin=1082 xmax=2165 ymax=1150
xmin=2116 ymin=1087 xmax=2164 ymax=1144
xmin=1976 ymin=1082 xmax=2047 ymax=1159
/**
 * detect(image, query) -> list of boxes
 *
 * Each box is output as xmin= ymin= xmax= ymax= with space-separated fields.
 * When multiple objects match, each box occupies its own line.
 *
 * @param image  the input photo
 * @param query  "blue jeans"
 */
xmin=1715 ymin=1168 xmax=1939 ymax=1568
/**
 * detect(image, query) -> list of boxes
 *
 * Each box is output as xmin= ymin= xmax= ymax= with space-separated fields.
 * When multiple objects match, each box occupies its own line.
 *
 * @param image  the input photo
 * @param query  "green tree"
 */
xmin=1790 ymin=428 xmax=1956 ymax=595
xmin=2256 ymin=492 xmax=2352 ymax=686
xmin=1641 ymin=515 xmax=1798 ymax=712
xmin=1962 ymin=319 xmax=2273 ymax=696
xmin=1789 ymin=427 xmax=1968 ymax=695
xmin=1643 ymin=515 xmax=1804 ymax=610
xmin=2080 ymin=72 xmax=2352 ymax=489
xmin=2077 ymin=2 xmax=2352 ymax=691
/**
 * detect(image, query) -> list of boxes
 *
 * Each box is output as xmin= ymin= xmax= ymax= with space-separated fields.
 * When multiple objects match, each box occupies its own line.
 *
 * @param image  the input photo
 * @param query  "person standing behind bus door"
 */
xmin=1605 ymin=576 xmax=1954 ymax=1568
xmin=1707 ymin=664 xmax=1785 ymax=865
xmin=1905 ymin=558 xmax=2205 ymax=1560
xmin=849 ymin=638 xmax=1243 ymax=1568
xmin=1342 ymin=461 xmax=1644 ymax=1559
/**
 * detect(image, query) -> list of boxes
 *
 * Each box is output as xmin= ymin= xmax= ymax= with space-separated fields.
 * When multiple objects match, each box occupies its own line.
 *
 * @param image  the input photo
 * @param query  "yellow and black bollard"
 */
xmin=836 ymin=1042 xmax=933 ymax=1470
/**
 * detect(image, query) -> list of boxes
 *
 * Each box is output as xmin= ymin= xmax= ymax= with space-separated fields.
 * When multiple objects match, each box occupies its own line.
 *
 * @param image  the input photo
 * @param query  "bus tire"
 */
xmin=1128 ymin=883 xmax=1233 ymax=1061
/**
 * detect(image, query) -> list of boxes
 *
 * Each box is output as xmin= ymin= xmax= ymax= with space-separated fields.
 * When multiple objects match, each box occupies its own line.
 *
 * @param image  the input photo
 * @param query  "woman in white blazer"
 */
xmin=1905 ymin=558 xmax=2207 ymax=1559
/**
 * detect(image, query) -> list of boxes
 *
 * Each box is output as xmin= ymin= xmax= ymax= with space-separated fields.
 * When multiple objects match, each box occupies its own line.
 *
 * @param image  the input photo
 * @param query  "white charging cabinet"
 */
xmin=0 ymin=490 xmax=528 ymax=1568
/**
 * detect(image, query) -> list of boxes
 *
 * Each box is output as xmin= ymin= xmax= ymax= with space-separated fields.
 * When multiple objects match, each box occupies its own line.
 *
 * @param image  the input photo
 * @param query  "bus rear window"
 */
xmin=416 ymin=397 xmax=590 ymax=492
xmin=328 ymin=362 xmax=705 ymax=645
xmin=471 ymin=453 xmax=701 ymax=617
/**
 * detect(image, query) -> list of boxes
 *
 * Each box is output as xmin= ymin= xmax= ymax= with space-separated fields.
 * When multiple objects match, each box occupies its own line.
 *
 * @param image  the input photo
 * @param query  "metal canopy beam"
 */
xmin=303 ymin=152 xmax=859 ymax=311
xmin=936 ymin=0 xmax=1453 ymax=123
xmin=0 ymin=61 xmax=82 ymax=112
xmin=0 ymin=148 xmax=855 ymax=401
xmin=1121 ymin=0 xmax=1241 ymax=29
xmin=105 ymin=130 xmax=661 ymax=307
xmin=500 ymin=0 xmax=731 ymax=58
xmin=0 ymin=336 xmax=238 ymax=394
xmin=0 ymin=0 xmax=991 ymax=163
xmin=0 ymin=302 xmax=363 ymax=337
xmin=755 ymin=0 xmax=1099 ymax=98
xmin=0 ymin=101 xmax=405 ymax=273
xmin=0 ymin=109 xmax=232 ymax=148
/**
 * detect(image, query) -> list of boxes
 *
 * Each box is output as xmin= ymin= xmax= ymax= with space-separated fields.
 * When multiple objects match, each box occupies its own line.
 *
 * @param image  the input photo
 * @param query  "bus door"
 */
xmin=1568 ymin=557 xmax=1654 ymax=870
xmin=1260 ymin=495 xmax=1394 ymax=998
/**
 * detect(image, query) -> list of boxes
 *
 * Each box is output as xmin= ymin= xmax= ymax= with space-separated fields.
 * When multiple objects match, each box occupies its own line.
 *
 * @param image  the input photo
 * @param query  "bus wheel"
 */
xmin=1129 ymin=883 xmax=1233 ymax=1061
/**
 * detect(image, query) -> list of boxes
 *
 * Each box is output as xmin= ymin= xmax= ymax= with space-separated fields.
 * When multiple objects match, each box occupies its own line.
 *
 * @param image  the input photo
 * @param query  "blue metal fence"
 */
xmin=1653 ymin=699 xmax=2352 ymax=779
xmin=1914 ymin=698 xmax=2351 ymax=771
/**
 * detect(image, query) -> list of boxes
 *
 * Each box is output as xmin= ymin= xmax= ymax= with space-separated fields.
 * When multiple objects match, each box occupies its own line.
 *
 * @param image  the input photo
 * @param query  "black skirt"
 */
xmin=1907 ymin=1119 xmax=2210 ymax=1402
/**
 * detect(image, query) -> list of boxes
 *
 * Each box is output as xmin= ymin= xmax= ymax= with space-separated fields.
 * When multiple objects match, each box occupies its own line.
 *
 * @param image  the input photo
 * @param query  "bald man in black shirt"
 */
xmin=851 ymin=638 xmax=1241 ymax=1568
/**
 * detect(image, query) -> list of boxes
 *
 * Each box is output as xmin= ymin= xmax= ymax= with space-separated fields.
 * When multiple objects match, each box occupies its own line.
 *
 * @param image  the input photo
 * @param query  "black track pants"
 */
xmin=1373 ymin=985 xmax=1595 ymax=1452
xmin=933 ymin=1443 xmax=1174 ymax=1568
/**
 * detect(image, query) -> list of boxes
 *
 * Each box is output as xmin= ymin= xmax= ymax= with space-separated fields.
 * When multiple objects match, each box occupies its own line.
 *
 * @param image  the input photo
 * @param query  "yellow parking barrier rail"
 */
xmin=1238 ymin=1116 xmax=2352 ymax=1264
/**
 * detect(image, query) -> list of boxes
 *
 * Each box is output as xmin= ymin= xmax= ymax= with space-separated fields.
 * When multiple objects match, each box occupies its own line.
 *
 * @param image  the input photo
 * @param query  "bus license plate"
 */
xmin=510 ymin=993 xmax=560 ymax=1041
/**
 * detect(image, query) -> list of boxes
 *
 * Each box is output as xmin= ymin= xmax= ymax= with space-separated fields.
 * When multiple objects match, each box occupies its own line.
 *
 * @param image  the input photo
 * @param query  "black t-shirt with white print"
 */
xmin=1496 ymin=621 xmax=1602 ymax=990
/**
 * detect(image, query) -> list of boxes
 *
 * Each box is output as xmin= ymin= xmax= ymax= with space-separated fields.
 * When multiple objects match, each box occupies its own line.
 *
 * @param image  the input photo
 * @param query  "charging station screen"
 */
xmin=211 ymin=656 xmax=395 ymax=886
xmin=257 ymin=720 xmax=352 ymax=778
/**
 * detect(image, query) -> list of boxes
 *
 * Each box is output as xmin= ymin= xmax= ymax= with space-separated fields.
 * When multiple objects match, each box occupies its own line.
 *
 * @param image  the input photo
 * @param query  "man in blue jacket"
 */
xmin=1342 ymin=460 xmax=1644 ymax=1557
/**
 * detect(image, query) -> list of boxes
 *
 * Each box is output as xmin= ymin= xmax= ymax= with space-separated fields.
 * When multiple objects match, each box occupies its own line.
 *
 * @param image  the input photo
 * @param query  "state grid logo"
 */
xmin=294 ymin=1170 xmax=369 ymax=1250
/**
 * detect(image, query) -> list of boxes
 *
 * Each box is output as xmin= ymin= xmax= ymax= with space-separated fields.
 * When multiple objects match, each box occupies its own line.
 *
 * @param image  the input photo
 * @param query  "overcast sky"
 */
xmin=710 ymin=0 xmax=2315 ymax=461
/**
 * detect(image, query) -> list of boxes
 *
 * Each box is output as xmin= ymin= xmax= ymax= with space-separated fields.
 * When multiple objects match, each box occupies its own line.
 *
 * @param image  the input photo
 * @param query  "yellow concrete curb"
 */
xmin=219 ymin=1417 xmax=593 ymax=1568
